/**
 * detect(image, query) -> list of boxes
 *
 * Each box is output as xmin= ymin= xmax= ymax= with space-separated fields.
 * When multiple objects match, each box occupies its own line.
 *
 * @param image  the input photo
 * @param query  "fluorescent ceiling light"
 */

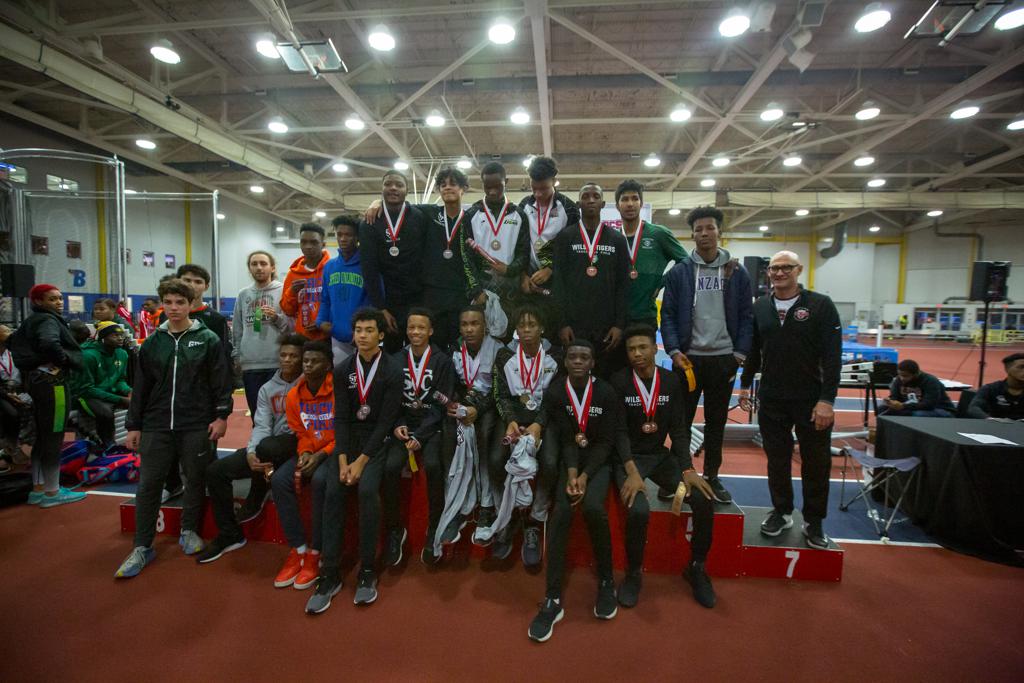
xmin=522 ymin=156 xmax=534 ymax=168
xmin=867 ymin=178 xmax=886 ymax=188
xmin=927 ymin=210 xmax=944 ymax=217
xmin=719 ymin=9 xmax=751 ymax=37
xmin=643 ymin=154 xmax=661 ymax=168
xmin=759 ymin=225 xmax=770 ymax=231
xmin=855 ymin=3 xmax=891 ymax=33
xmin=368 ymin=25 xmax=396 ymax=52
xmin=456 ymin=158 xmax=473 ymax=170
xmin=868 ymin=225 xmax=881 ymax=232
xmin=425 ymin=110 xmax=445 ymax=127
xmin=700 ymin=178 xmax=716 ymax=188
xmin=394 ymin=160 xmax=409 ymax=171
xmin=670 ymin=105 xmax=692 ymax=122
xmin=314 ymin=210 xmax=327 ymax=218
xmin=795 ymin=209 xmax=809 ymax=216
xmin=854 ymin=155 xmax=875 ymax=167
xmin=250 ymin=185 xmax=265 ymax=194
xmin=510 ymin=107 xmax=530 ymax=125
xmin=1007 ymin=116 xmax=1024 ymax=131
xmin=489 ymin=19 xmax=516 ymax=44
xmin=135 ymin=138 xmax=156 ymax=150
xmin=331 ymin=162 xmax=348 ymax=173
xmin=994 ymin=7 xmax=1024 ymax=30
xmin=344 ymin=115 xmax=366 ymax=131
xmin=712 ymin=156 xmax=731 ymax=167
xmin=216 ymin=213 xmax=226 ymax=220
xmin=150 ymin=39 xmax=180 ymax=64
xmin=124 ymin=189 xmax=138 ymax=195
xmin=275 ymin=225 xmax=285 ymax=232
xmin=855 ymin=103 xmax=880 ymax=120
xmin=255 ymin=39 xmax=280 ymax=59
xmin=760 ymin=104 xmax=784 ymax=122
xmin=950 ymin=105 xmax=979 ymax=120
xmin=782 ymin=155 xmax=802 ymax=167
xmin=267 ymin=117 xmax=288 ymax=134
xmin=668 ymin=208 xmax=681 ymax=216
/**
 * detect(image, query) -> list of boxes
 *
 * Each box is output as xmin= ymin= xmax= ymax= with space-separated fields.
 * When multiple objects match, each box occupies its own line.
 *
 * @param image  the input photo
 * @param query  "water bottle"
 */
xmin=253 ymin=304 xmax=263 ymax=332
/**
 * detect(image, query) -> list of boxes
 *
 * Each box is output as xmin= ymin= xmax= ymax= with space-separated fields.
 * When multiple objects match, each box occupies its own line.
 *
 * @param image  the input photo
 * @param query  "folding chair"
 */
xmin=839 ymin=445 xmax=921 ymax=539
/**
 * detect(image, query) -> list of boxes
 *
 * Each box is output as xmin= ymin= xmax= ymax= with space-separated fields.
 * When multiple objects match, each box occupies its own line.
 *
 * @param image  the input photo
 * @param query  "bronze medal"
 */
xmin=586 ymin=265 xmax=598 ymax=277
xmin=490 ymin=239 xmax=501 ymax=250
xmin=575 ymin=432 xmax=589 ymax=448
xmin=356 ymin=404 xmax=371 ymax=420
xmin=629 ymin=269 xmax=639 ymax=280
xmin=411 ymin=399 xmax=423 ymax=410
xmin=641 ymin=420 xmax=658 ymax=434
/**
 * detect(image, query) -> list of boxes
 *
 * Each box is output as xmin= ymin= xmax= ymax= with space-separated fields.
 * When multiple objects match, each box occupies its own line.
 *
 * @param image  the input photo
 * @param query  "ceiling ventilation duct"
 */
xmin=818 ymin=223 xmax=846 ymax=259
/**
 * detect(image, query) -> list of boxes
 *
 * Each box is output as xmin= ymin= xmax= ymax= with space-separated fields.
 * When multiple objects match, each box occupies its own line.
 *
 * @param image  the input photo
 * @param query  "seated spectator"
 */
xmin=968 ymin=352 xmax=1024 ymax=421
xmin=882 ymin=359 xmax=955 ymax=418
xmin=0 ymin=324 xmax=32 ymax=471
xmin=72 ymin=321 xmax=132 ymax=450
xmin=93 ymin=298 xmax=136 ymax=351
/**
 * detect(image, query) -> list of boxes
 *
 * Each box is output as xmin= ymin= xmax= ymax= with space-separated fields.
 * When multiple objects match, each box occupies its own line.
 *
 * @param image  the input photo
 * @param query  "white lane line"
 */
xmin=832 ymin=538 xmax=941 ymax=548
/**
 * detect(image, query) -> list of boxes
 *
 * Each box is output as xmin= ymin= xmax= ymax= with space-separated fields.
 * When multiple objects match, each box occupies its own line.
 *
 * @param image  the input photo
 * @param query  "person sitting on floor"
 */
xmin=194 ymin=333 xmax=306 ymax=565
xmin=968 ymin=352 xmax=1024 ymax=422
xmin=71 ymin=321 xmax=132 ymax=451
xmin=881 ymin=359 xmax=955 ymax=418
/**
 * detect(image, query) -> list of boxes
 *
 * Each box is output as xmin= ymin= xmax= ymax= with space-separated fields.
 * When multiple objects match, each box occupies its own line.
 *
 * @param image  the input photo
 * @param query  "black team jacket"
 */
xmin=360 ymin=202 xmax=429 ymax=311
xmin=333 ymin=350 xmax=404 ymax=460
xmin=538 ymin=376 xmax=620 ymax=478
xmin=610 ymin=366 xmax=693 ymax=471
xmin=550 ymin=221 xmax=630 ymax=337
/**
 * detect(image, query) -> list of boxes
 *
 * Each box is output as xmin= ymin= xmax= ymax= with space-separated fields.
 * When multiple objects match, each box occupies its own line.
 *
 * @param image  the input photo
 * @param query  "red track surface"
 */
xmin=2 ymin=496 xmax=1022 ymax=682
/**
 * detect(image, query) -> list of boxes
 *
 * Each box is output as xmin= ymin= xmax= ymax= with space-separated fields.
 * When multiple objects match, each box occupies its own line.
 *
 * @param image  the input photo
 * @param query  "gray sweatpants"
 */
xmin=133 ymin=429 xmax=213 ymax=548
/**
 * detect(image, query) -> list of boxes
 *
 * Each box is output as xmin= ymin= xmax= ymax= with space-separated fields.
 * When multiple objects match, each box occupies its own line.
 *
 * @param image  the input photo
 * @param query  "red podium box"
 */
xmin=739 ymin=507 xmax=844 ymax=582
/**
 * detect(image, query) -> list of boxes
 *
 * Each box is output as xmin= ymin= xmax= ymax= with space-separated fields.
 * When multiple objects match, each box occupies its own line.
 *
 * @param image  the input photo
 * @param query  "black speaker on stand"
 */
xmin=744 ymin=256 xmax=771 ymax=298
xmin=0 ymin=263 xmax=35 ymax=326
xmin=970 ymin=261 xmax=1011 ymax=388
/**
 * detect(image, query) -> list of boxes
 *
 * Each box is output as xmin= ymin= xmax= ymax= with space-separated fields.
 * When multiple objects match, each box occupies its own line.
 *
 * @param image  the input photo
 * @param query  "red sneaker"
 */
xmin=274 ymin=548 xmax=303 ymax=588
xmin=293 ymin=552 xmax=320 ymax=590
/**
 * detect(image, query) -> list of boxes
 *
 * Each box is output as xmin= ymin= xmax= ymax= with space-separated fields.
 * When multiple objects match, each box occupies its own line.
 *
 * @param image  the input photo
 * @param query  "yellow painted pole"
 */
xmin=95 ymin=166 xmax=108 ymax=293
xmin=806 ymin=237 xmax=815 ymax=290
xmin=184 ymin=189 xmax=192 ymax=263
xmin=897 ymin=235 xmax=907 ymax=303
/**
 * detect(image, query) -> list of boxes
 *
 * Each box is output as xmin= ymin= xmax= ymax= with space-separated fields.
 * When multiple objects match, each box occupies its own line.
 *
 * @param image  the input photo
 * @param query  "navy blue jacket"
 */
xmin=660 ymin=258 xmax=754 ymax=357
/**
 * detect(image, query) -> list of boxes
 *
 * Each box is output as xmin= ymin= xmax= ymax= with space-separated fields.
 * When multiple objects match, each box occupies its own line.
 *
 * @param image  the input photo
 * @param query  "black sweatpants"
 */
xmin=488 ymin=420 xmax=559 ymax=522
xmin=81 ymin=396 xmax=118 ymax=445
xmin=758 ymin=398 xmax=833 ymax=522
xmin=682 ymin=353 xmax=739 ymax=480
xmin=320 ymin=435 xmax=387 ymax=576
xmin=545 ymin=465 xmax=613 ymax=600
xmin=383 ymin=431 xmax=450 ymax=538
xmin=206 ymin=433 xmax=298 ymax=540
xmin=27 ymin=370 xmax=69 ymax=493
xmin=382 ymin=305 xmax=411 ymax=354
xmin=614 ymin=450 xmax=714 ymax=571
xmin=133 ymin=429 xmax=213 ymax=548
xmin=571 ymin=327 xmax=626 ymax=380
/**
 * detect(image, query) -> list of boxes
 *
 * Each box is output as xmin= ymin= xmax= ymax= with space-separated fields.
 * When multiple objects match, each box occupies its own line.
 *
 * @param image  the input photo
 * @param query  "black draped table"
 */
xmin=875 ymin=416 xmax=1024 ymax=559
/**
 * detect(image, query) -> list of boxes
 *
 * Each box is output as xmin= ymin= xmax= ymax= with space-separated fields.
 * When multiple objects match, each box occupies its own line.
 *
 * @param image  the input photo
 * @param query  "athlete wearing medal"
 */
xmin=383 ymin=308 xmax=455 ymax=566
xmin=613 ymin=180 xmax=687 ymax=329
xmin=491 ymin=304 xmax=560 ymax=565
xmin=306 ymin=308 xmax=403 ymax=614
xmin=611 ymin=325 xmax=716 ymax=609
xmin=462 ymin=162 xmax=531 ymax=332
xmin=360 ymin=171 xmax=429 ymax=352
xmin=528 ymin=340 xmax=620 ymax=642
xmin=551 ymin=183 xmax=630 ymax=378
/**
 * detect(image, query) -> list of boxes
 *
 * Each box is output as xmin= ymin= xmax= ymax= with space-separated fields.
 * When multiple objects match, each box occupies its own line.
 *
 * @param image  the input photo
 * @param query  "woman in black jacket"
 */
xmin=9 ymin=284 xmax=87 ymax=508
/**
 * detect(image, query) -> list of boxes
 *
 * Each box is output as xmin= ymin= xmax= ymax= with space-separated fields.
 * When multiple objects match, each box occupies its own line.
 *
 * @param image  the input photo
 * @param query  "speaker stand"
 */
xmin=978 ymin=298 xmax=991 ymax=388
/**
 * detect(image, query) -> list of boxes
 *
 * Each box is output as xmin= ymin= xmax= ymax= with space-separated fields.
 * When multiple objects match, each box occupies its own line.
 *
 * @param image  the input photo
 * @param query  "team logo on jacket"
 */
xmin=793 ymin=307 xmax=810 ymax=321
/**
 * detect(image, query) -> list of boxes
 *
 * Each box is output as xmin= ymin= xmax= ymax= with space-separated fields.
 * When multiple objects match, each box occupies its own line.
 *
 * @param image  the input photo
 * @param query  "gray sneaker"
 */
xmin=305 ymin=575 xmax=343 ymax=614
xmin=522 ymin=522 xmax=542 ymax=567
xmin=115 ymin=546 xmax=156 ymax=579
xmin=178 ymin=530 xmax=205 ymax=555
xmin=353 ymin=570 xmax=378 ymax=605
xmin=492 ymin=526 xmax=513 ymax=560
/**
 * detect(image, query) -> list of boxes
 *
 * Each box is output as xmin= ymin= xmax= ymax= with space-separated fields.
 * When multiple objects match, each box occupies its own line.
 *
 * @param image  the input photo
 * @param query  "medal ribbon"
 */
xmin=518 ymin=344 xmax=544 ymax=396
xmin=631 ymin=369 xmax=661 ymax=422
xmin=565 ymin=377 xmax=594 ymax=435
xmin=625 ymin=220 xmax=645 ymax=268
xmin=0 ymin=350 xmax=12 ymax=378
xmin=444 ymin=210 xmax=464 ymax=252
xmin=483 ymin=201 xmax=510 ymax=240
xmin=535 ymin=200 xmax=552 ymax=239
xmin=407 ymin=347 xmax=432 ymax=400
xmin=383 ymin=202 xmax=408 ymax=244
xmin=460 ymin=342 xmax=480 ymax=389
xmin=579 ymin=222 xmax=604 ymax=264
xmin=356 ymin=351 xmax=382 ymax=406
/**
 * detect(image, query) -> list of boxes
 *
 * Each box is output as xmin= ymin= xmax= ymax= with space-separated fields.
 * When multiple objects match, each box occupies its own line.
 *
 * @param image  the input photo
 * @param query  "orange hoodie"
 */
xmin=280 ymin=250 xmax=330 ymax=339
xmin=285 ymin=372 xmax=335 ymax=456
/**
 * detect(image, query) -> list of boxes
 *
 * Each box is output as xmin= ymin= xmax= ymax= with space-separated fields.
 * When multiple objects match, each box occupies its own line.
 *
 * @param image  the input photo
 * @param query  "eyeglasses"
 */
xmin=768 ymin=264 xmax=798 ymax=274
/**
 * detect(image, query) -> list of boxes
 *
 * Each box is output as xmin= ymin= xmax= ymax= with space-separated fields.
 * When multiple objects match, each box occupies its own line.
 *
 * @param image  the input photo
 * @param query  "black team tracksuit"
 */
xmin=741 ymin=288 xmax=842 ymax=525
xmin=519 ymin=192 xmax=580 ymax=341
xmin=538 ymin=376 xmax=619 ymax=601
xmin=383 ymin=344 xmax=456 ymax=545
xmin=128 ymin=320 xmax=233 ymax=549
xmin=413 ymin=204 xmax=471 ymax=351
xmin=321 ymin=351 xmax=404 ymax=578
xmin=611 ymin=366 xmax=713 ymax=572
xmin=551 ymin=221 xmax=630 ymax=379
xmin=360 ymin=202 xmax=429 ymax=352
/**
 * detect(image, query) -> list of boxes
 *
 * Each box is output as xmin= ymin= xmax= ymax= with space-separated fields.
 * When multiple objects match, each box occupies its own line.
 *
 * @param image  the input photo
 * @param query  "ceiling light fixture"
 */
xmin=950 ymin=104 xmax=980 ymax=120
xmin=275 ymin=225 xmax=285 ymax=232
xmin=719 ymin=9 xmax=751 ymax=37
xmin=994 ymin=5 xmax=1024 ymax=30
xmin=394 ymin=160 xmax=410 ymax=171
xmin=216 ymin=213 xmax=226 ymax=220
xmin=643 ymin=154 xmax=661 ymax=168
xmin=124 ymin=189 xmax=138 ymax=195
xmin=344 ymin=115 xmax=366 ymax=131
xmin=669 ymin=208 xmax=681 ymax=216
xmin=425 ymin=110 xmax=445 ymax=127
xmin=1007 ymin=116 xmax=1024 ymax=131
xmin=760 ymin=103 xmax=784 ymax=122
xmin=867 ymin=178 xmax=886 ymax=188
xmin=331 ymin=162 xmax=348 ymax=173
xmin=367 ymin=25 xmax=396 ymax=52
xmin=712 ymin=156 xmax=731 ymax=167
xmin=669 ymin=105 xmax=692 ymax=122
xmin=855 ymin=102 xmax=880 ymax=120
xmin=927 ymin=210 xmax=944 ymax=217
xmin=700 ymin=178 xmax=717 ymax=188
xmin=250 ymin=184 xmax=265 ymax=194
xmin=267 ymin=117 xmax=288 ymax=134
xmin=868 ymin=225 xmax=881 ymax=232
xmin=759 ymin=224 xmax=770 ymax=231
xmin=855 ymin=3 xmax=891 ymax=33
xmin=457 ymin=157 xmax=473 ymax=170
xmin=522 ymin=156 xmax=534 ymax=168
xmin=782 ymin=155 xmax=803 ymax=167
xmin=135 ymin=138 xmax=156 ymax=150
xmin=854 ymin=155 xmax=875 ymax=167
xmin=314 ymin=210 xmax=327 ymax=218
xmin=795 ymin=209 xmax=809 ymax=216
xmin=510 ymin=106 xmax=531 ymax=125
xmin=255 ymin=39 xmax=280 ymax=59
xmin=488 ymin=18 xmax=516 ymax=44
xmin=150 ymin=39 xmax=180 ymax=64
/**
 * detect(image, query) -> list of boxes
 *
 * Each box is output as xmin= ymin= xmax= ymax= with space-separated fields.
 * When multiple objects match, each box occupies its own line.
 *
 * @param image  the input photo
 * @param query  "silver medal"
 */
xmin=526 ymin=398 xmax=539 ymax=411
xmin=490 ymin=239 xmax=501 ymax=250
xmin=442 ymin=249 xmax=453 ymax=259
xmin=388 ymin=245 xmax=400 ymax=257
xmin=357 ymin=405 xmax=371 ymax=420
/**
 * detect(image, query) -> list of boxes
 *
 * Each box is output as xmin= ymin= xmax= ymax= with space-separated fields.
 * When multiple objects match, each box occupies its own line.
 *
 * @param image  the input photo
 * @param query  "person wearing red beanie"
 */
xmin=7 ymin=284 xmax=86 ymax=508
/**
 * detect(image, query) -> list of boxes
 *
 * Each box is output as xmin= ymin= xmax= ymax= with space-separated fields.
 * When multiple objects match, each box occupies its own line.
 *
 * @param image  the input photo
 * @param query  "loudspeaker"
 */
xmin=0 ymin=263 xmax=35 ymax=298
xmin=969 ymin=261 xmax=1011 ymax=302
xmin=744 ymin=256 xmax=771 ymax=297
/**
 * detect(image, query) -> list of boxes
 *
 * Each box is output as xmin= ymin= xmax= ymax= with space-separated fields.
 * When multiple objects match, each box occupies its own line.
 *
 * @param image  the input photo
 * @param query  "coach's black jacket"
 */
xmin=740 ymin=288 xmax=842 ymax=404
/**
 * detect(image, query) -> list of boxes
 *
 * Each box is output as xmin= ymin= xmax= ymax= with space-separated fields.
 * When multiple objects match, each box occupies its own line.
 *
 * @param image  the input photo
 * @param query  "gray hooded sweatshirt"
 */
xmin=232 ymin=280 xmax=292 ymax=371
xmin=688 ymin=247 xmax=735 ymax=356
xmin=247 ymin=369 xmax=300 ymax=452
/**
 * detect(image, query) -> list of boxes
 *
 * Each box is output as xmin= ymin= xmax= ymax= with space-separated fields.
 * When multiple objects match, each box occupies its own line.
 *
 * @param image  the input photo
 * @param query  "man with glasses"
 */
xmin=738 ymin=251 xmax=842 ymax=550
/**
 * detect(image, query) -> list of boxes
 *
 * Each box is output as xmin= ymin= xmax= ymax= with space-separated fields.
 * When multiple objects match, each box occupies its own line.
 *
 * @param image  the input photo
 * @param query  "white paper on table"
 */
xmin=957 ymin=432 xmax=1019 ymax=446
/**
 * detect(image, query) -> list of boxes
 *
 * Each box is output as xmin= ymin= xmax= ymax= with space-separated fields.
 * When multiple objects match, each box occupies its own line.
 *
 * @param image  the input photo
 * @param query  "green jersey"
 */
xmin=623 ymin=221 xmax=687 ymax=324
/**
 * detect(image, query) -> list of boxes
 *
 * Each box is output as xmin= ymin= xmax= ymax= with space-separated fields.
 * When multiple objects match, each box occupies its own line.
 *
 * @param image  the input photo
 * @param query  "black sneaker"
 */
xmin=235 ymin=490 xmax=271 ymax=524
xmin=594 ymin=579 xmax=618 ymax=620
xmin=421 ymin=540 xmax=442 ymax=566
xmin=195 ymin=534 xmax=246 ymax=564
xmin=383 ymin=527 xmax=407 ymax=567
xmin=683 ymin=560 xmax=716 ymax=608
xmin=760 ymin=510 xmax=793 ymax=537
xmin=353 ymin=569 xmax=378 ymax=605
xmin=705 ymin=476 xmax=733 ymax=505
xmin=617 ymin=570 xmax=642 ymax=608
xmin=492 ymin=526 xmax=513 ymax=560
xmin=304 ymin=575 xmax=342 ymax=614
xmin=656 ymin=487 xmax=674 ymax=501
xmin=474 ymin=507 xmax=496 ymax=547
xmin=161 ymin=484 xmax=184 ymax=504
xmin=521 ymin=522 xmax=542 ymax=568
xmin=528 ymin=598 xmax=564 ymax=642
xmin=804 ymin=520 xmax=830 ymax=550
xmin=440 ymin=514 xmax=466 ymax=545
